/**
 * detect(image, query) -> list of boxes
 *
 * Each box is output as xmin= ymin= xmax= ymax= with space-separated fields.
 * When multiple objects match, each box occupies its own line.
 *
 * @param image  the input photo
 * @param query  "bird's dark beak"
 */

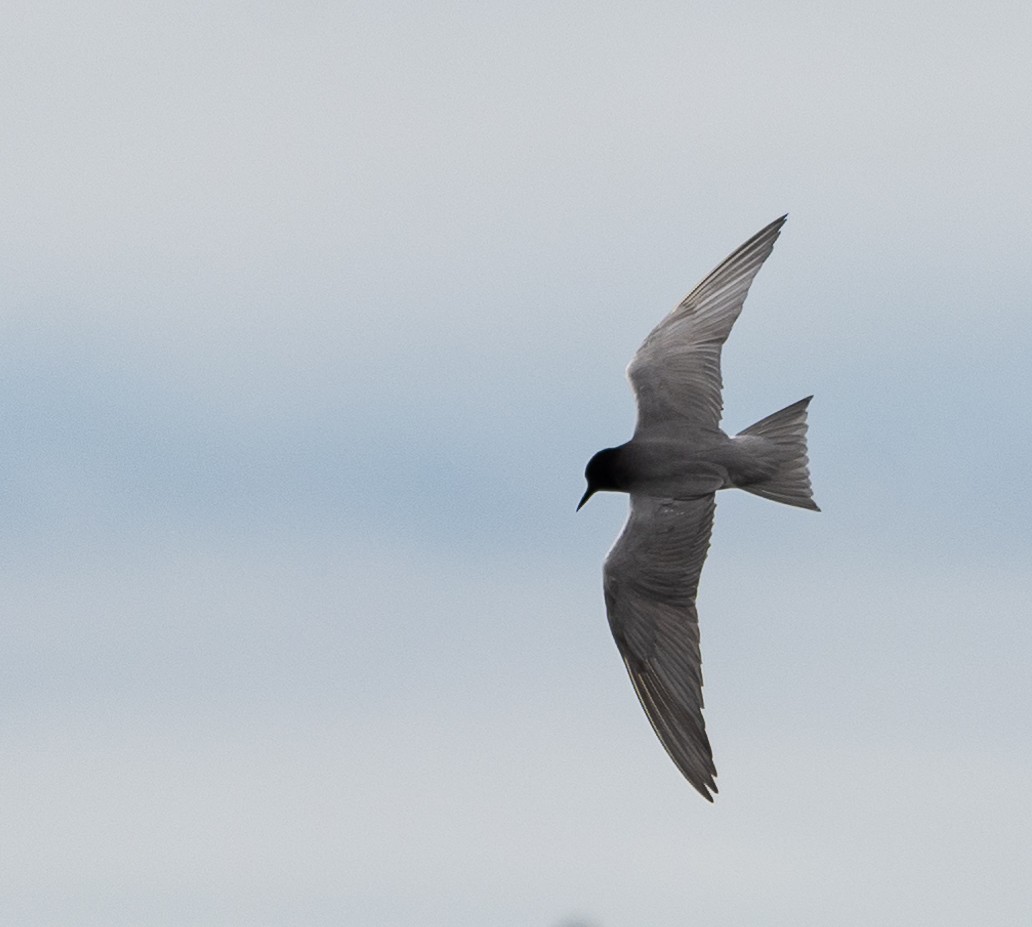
xmin=576 ymin=487 xmax=595 ymax=511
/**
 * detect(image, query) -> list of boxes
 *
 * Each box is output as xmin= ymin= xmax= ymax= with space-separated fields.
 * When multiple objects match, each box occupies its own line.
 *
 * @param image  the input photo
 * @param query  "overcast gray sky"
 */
xmin=3 ymin=2 xmax=1031 ymax=925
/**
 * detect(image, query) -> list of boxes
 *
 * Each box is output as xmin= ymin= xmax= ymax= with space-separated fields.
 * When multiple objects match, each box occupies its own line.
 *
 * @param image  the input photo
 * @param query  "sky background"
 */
xmin=3 ymin=2 xmax=1031 ymax=925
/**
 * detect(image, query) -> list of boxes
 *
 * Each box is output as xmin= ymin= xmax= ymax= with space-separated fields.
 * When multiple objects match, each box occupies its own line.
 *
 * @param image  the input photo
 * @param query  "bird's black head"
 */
xmin=577 ymin=447 xmax=624 ymax=510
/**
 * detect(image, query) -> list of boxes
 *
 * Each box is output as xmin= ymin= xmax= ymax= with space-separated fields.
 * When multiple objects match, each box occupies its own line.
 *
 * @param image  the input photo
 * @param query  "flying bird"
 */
xmin=578 ymin=216 xmax=818 ymax=801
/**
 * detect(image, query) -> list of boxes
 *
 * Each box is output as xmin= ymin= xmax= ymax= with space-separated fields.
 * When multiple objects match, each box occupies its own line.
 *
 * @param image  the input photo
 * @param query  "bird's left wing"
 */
xmin=628 ymin=215 xmax=786 ymax=435
xmin=603 ymin=493 xmax=718 ymax=800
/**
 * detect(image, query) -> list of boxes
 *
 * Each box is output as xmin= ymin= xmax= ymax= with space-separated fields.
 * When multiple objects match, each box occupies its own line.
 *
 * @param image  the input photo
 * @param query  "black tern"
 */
xmin=578 ymin=216 xmax=818 ymax=801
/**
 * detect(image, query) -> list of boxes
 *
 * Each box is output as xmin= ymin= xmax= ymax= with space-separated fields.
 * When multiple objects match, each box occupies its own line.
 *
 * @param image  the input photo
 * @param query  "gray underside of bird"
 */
xmin=611 ymin=429 xmax=786 ymax=500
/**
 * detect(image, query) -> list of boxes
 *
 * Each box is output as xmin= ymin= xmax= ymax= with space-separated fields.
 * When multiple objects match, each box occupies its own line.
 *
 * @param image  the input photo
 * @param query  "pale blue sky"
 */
xmin=3 ymin=2 xmax=1031 ymax=925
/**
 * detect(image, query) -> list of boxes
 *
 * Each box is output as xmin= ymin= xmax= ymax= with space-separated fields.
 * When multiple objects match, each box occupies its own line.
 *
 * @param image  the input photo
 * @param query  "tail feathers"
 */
xmin=736 ymin=396 xmax=819 ymax=511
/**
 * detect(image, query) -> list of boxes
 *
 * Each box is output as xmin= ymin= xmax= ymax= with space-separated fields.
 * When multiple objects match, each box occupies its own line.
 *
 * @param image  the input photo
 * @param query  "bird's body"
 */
xmin=591 ymin=430 xmax=789 ymax=498
xmin=579 ymin=216 xmax=817 ymax=801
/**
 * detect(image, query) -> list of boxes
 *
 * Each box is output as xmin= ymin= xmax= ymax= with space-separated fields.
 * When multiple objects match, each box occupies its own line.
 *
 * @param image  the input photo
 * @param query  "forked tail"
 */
xmin=736 ymin=396 xmax=819 ymax=511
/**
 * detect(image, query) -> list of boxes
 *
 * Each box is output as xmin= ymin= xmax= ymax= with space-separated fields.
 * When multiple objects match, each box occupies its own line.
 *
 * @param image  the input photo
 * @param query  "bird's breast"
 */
xmin=619 ymin=435 xmax=731 ymax=498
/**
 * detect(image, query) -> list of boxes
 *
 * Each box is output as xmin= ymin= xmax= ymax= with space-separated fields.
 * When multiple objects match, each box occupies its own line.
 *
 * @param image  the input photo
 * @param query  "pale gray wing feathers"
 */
xmin=628 ymin=215 xmax=787 ymax=434
xmin=603 ymin=494 xmax=718 ymax=800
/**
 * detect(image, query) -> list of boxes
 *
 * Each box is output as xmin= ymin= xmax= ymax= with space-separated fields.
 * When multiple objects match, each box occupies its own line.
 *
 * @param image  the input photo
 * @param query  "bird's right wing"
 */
xmin=628 ymin=216 xmax=786 ymax=435
xmin=603 ymin=493 xmax=718 ymax=800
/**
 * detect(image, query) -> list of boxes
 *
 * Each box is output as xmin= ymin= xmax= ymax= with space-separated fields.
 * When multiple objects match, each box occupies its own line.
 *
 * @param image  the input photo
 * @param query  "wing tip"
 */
xmin=755 ymin=212 xmax=789 ymax=247
xmin=691 ymin=776 xmax=719 ymax=802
